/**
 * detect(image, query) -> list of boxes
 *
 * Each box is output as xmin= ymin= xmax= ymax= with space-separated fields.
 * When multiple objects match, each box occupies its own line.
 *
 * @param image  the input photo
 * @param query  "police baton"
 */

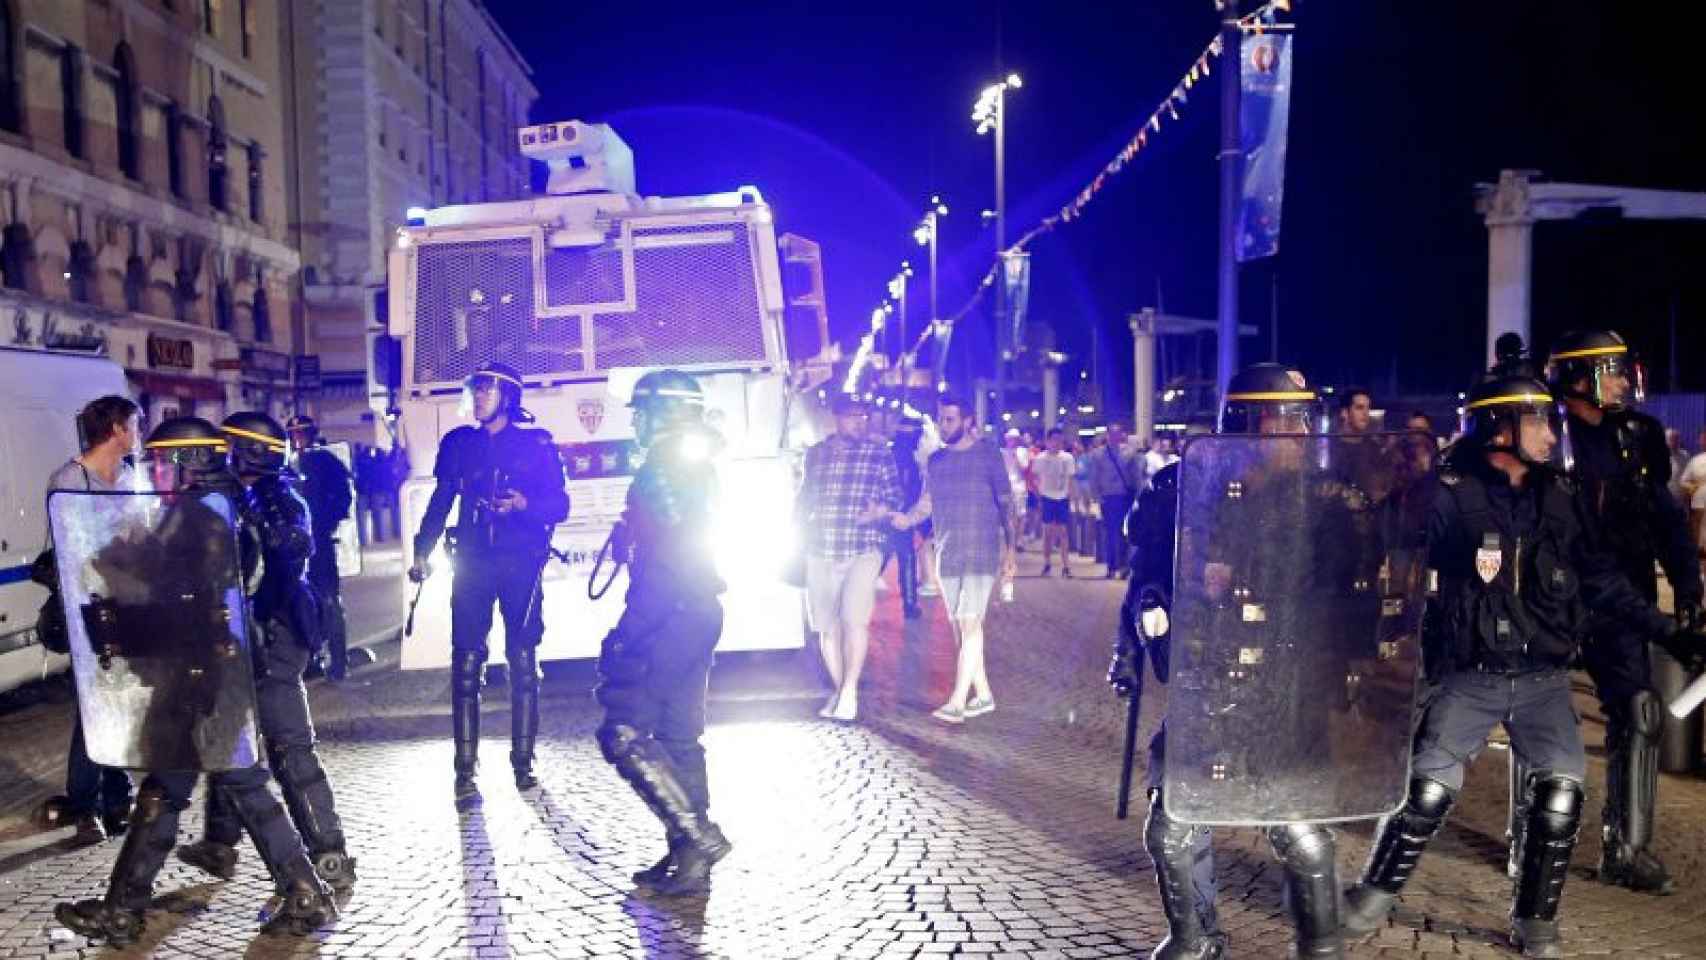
xmin=1116 ymin=686 xmax=1142 ymax=820
xmin=404 ymin=571 xmax=428 ymax=638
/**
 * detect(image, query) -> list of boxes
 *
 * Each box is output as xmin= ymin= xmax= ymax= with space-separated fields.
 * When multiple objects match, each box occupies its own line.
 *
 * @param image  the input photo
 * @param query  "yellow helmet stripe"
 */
xmin=221 ymin=425 xmax=288 ymax=450
xmin=1224 ymin=391 xmax=1317 ymax=402
xmin=1549 ymin=344 xmax=1627 ymax=361
xmin=1465 ymin=392 xmax=1553 ymax=410
xmin=145 ymin=438 xmax=229 ymax=450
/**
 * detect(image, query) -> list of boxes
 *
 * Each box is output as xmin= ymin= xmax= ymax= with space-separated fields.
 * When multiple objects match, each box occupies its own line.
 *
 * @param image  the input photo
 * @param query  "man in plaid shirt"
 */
xmin=797 ymin=393 xmax=902 ymax=722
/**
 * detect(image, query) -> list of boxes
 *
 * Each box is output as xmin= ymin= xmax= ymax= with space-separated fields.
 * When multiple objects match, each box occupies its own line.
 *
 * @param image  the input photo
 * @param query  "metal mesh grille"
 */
xmin=593 ymin=222 xmax=768 ymax=370
xmin=411 ymin=237 xmax=584 ymax=385
xmin=543 ymin=244 xmax=626 ymax=308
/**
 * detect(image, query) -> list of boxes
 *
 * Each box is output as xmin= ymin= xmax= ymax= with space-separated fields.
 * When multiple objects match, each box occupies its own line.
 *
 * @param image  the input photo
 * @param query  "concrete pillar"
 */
xmin=1131 ymin=309 xmax=1156 ymax=444
xmin=1484 ymin=170 xmax=1535 ymax=366
xmin=1042 ymin=362 xmax=1060 ymax=431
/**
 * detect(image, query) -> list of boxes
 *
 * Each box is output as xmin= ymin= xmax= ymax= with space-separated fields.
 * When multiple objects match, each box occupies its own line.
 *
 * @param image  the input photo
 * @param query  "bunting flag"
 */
xmin=853 ymin=1 xmax=1292 ymax=391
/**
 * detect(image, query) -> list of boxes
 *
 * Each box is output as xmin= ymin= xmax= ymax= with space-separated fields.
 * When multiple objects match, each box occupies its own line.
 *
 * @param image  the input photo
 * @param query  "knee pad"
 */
xmin=450 ymin=649 xmax=485 ymax=696
xmin=1528 ymin=777 xmax=1584 ymax=841
xmin=1408 ymin=776 xmax=1457 ymax=823
xmin=596 ymin=723 xmax=645 ymax=765
xmin=1629 ymin=689 xmax=1663 ymax=739
xmin=508 ymin=647 xmax=541 ymax=695
xmin=1267 ymin=823 xmax=1335 ymax=875
xmin=271 ymin=746 xmax=327 ymax=790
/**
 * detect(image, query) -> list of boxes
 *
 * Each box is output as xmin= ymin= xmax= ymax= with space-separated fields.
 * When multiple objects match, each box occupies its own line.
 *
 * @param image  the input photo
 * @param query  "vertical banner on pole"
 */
xmin=1003 ymin=251 xmax=1032 ymax=349
xmin=1237 ymin=34 xmax=1293 ymax=262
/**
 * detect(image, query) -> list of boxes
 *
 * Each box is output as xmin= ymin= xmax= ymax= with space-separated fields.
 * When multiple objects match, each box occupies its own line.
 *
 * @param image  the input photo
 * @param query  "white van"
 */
xmin=0 ymin=347 xmax=132 ymax=694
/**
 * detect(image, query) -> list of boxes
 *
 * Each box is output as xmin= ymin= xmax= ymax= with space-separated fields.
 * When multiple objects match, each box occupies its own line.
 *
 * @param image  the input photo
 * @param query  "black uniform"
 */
xmin=190 ymin=472 xmax=350 ymax=886
xmin=1566 ymin=409 xmax=1702 ymax=887
xmin=414 ymin=420 xmax=569 ymax=788
xmin=889 ymin=427 xmax=925 ymax=618
xmin=1344 ymin=447 xmax=1672 ymax=951
xmin=1119 ymin=457 xmax=1353 ymax=960
xmin=296 ymin=445 xmax=353 ymax=678
xmin=596 ymin=423 xmax=730 ymax=892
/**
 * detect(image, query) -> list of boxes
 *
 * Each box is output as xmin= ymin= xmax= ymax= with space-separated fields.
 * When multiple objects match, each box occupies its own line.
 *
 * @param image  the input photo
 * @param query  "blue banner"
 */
xmin=1003 ymin=251 xmax=1031 ymax=349
xmin=1237 ymin=34 xmax=1293 ymax=262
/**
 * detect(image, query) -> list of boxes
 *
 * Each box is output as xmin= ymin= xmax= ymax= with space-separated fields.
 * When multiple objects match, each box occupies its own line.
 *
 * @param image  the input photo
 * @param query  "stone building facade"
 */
xmin=0 ymin=0 xmax=301 ymax=423
xmin=285 ymin=0 xmax=535 ymax=444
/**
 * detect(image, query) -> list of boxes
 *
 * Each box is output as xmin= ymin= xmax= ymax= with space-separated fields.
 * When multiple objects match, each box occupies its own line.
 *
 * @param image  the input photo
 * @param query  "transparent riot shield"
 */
xmin=47 ymin=490 xmax=261 ymax=772
xmin=321 ymin=441 xmax=363 ymax=578
xmin=1162 ymin=432 xmax=1433 ymax=825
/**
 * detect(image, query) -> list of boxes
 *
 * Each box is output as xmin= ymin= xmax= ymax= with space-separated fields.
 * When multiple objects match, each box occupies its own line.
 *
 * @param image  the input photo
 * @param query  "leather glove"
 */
xmin=1108 ymin=642 xmax=1143 ymax=699
xmin=407 ymin=560 xmax=432 ymax=584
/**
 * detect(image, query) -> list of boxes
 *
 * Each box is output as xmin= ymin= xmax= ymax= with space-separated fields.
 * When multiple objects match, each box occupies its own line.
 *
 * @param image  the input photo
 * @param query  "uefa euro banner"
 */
xmin=1238 ymin=34 xmax=1293 ymax=262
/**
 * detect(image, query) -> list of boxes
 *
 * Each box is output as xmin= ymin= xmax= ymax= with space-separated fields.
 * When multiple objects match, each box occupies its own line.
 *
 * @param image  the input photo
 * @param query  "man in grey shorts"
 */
xmin=891 ymin=395 xmax=1015 ymax=723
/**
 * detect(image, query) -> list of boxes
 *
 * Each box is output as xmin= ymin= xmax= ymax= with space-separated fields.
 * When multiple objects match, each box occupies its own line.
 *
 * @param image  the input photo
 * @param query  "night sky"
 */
xmin=481 ymin=0 xmax=1706 ymax=408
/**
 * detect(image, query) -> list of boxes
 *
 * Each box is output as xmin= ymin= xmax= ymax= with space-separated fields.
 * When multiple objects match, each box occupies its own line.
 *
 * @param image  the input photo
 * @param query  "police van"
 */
xmin=0 ymin=347 xmax=131 ymax=693
xmin=387 ymin=121 xmax=830 ymax=669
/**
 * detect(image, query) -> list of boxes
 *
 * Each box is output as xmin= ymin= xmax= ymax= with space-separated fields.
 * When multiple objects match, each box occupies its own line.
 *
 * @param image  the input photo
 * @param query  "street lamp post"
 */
xmin=974 ymin=73 xmax=1021 ymax=428
xmin=913 ymin=195 xmax=948 ymax=391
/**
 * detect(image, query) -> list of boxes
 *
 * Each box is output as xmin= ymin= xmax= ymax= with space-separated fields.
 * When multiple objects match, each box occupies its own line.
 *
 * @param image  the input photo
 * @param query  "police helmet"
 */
xmin=1546 ymin=329 xmax=1644 ymax=410
xmin=221 ymin=412 xmax=290 ymax=475
xmin=463 ymin=361 xmax=529 ymax=421
xmin=1218 ymin=363 xmax=1322 ymax=435
xmin=284 ymin=413 xmax=319 ymax=444
xmin=629 ymin=369 xmax=706 ymax=447
xmin=144 ymin=416 xmax=228 ymax=485
xmin=1461 ymin=373 xmax=1563 ymax=464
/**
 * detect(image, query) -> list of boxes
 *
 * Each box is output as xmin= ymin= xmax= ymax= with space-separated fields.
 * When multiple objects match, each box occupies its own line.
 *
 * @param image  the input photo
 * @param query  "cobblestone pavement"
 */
xmin=0 ymin=544 xmax=1702 ymax=958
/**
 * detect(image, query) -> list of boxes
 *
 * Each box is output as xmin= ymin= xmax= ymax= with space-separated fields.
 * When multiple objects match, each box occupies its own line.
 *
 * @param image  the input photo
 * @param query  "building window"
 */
xmin=114 ymin=44 xmax=138 ymax=179
xmin=0 ymin=2 xmax=19 ymax=133
xmin=215 ymin=280 xmax=234 ymax=332
xmin=165 ymin=103 xmax=184 ymax=197
xmin=61 ymin=46 xmax=83 ymax=159
xmin=0 ymin=222 xmax=31 ymax=290
xmin=202 ymin=0 xmax=216 ymax=36
xmin=124 ymin=254 xmax=145 ymax=311
xmin=247 ymin=143 xmax=263 ymax=222
xmin=253 ymin=284 xmax=270 ymax=343
xmin=67 ymin=240 xmax=95 ymax=303
xmin=207 ymin=96 xmax=228 ymax=212
xmin=240 ymin=0 xmax=253 ymax=57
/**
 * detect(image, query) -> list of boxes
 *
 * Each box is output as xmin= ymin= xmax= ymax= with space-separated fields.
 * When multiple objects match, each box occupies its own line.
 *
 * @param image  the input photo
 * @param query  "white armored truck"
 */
xmin=388 ymin=121 xmax=829 ymax=669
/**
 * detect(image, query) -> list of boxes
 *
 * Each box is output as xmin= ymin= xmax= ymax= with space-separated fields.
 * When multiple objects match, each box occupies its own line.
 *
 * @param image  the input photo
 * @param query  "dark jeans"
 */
xmin=451 ymin=551 xmax=545 ymax=653
xmin=1412 ymin=668 xmax=1586 ymax=792
xmin=204 ymin=623 xmax=344 ymax=855
xmin=1580 ymin=621 xmax=1652 ymax=710
xmin=596 ymin=592 xmax=723 ymax=813
xmin=66 ymin=701 xmax=132 ymax=817
xmin=1100 ymin=494 xmax=1134 ymax=572
xmin=308 ymin=536 xmax=347 ymax=672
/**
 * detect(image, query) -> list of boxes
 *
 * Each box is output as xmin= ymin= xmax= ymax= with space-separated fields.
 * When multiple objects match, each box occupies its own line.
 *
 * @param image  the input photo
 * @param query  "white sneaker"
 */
xmin=964 ymin=696 xmax=996 ymax=718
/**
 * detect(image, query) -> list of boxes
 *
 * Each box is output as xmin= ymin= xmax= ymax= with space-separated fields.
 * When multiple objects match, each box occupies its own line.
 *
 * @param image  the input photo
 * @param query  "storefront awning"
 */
xmin=126 ymin=370 xmax=228 ymax=402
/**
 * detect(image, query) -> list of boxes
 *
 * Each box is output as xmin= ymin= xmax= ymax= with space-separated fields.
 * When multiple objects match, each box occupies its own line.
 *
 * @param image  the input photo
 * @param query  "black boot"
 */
xmin=259 ymin=878 xmax=337 ymax=936
xmin=1598 ymin=691 xmax=1671 ymax=894
xmin=312 ymin=848 xmax=358 ymax=893
xmin=325 ymin=597 xmax=349 ymax=682
xmin=1510 ymin=776 xmax=1582 ymax=959
xmin=633 ymin=832 xmax=686 ymax=886
xmin=1144 ymin=792 xmax=1226 ymax=960
xmin=1506 ymin=752 xmax=1530 ymax=880
xmin=1268 ymin=824 xmax=1343 ymax=959
xmin=509 ymin=646 xmax=541 ymax=790
xmin=1342 ymin=777 xmax=1456 ymax=936
xmin=601 ymin=726 xmax=732 ymax=896
xmin=177 ymin=839 xmax=239 ymax=880
xmin=53 ymin=900 xmax=145 ymax=945
xmin=451 ymin=649 xmax=483 ymax=808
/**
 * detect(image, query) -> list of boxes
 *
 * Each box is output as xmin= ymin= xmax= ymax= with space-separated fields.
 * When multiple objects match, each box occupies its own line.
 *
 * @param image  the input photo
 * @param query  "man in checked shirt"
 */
xmin=797 ymin=393 xmax=903 ymax=722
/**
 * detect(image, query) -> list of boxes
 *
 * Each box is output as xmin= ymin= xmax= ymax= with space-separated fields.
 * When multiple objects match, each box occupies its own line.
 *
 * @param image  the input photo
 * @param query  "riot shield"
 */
xmin=1162 ymin=432 xmax=1432 ymax=825
xmin=47 ymin=489 xmax=261 ymax=772
xmin=321 ymin=441 xmax=363 ymax=578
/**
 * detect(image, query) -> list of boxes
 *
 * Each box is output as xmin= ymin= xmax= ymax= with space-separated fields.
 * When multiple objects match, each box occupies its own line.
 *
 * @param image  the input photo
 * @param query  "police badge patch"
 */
xmin=577 ymin=399 xmax=605 ymax=435
xmin=1475 ymin=544 xmax=1502 ymax=583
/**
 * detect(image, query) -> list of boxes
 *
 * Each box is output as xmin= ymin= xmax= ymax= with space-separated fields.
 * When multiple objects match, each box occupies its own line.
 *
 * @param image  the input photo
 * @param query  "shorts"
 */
xmin=804 ymin=551 xmax=882 ymax=634
xmin=1040 ymin=496 xmax=1070 ymax=525
xmin=1025 ymin=491 xmax=1039 ymax=510
xmin=938 ymin=573 xmax=996 ymax=619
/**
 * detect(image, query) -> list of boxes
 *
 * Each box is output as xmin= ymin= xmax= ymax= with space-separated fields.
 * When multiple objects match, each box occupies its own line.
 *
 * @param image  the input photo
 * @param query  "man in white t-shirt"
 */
xmin=1032 ymin=428 xmax=1077 ymax=576
xmin=1679 ymin=427 xmax=1706 ymax=556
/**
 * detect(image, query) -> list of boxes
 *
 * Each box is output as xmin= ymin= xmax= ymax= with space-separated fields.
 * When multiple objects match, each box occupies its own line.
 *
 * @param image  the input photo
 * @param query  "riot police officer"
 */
xmin=1546 ymin=330 xmax=1701 ymax=893
xmin=409 ymin=362 xmax=569 ymax=805
xmin=890 ymin=417 xmax=925 ymax=619
xmin=285 ymin=414 xmax=355 ymax=681
xmin=1110 ymin=364 xmax=1348 ymax=960
xmin=176 ymin=413 xmax=355 ymax=892
xmin=54 ymin=417 xmax=333 ymax=944
xmin=1341 ymin=373 xmax=1676 ymax=958
xmin=596 ymin=369 xmax=732 ymax=897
